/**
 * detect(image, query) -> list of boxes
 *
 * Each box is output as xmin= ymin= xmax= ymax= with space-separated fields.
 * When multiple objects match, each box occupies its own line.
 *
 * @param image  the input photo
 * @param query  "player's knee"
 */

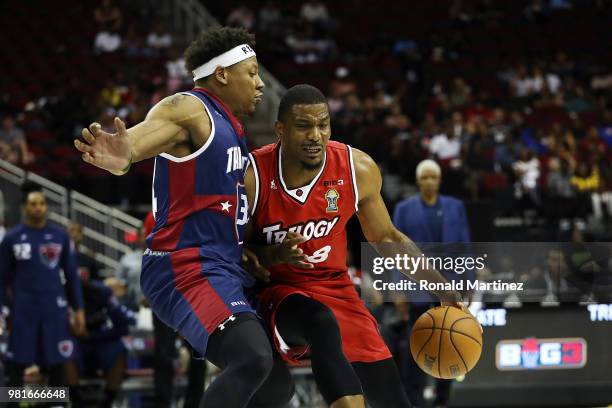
xmin=308 ymin=305 xmax=340 ymax=337
xmin=248 ymin=370 xmax=295 ymax=408
xmin=239 ymin=345 xmax=274 ymax=383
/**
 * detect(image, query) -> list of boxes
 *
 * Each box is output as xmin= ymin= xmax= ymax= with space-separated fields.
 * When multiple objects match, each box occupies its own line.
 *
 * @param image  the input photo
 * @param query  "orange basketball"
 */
xmin=410 ymin=306 xmax=483 ymax=379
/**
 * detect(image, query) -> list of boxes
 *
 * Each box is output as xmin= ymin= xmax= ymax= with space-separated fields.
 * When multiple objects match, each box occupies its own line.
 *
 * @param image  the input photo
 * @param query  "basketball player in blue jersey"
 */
xmin=74 ymin=27 xmax=293 ymax=407
xmin=0 ymin=182 xmax=85 ymax=406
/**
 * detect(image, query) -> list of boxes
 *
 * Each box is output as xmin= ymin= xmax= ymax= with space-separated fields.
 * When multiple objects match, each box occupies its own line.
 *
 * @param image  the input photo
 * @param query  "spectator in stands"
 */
xmin=335 ymin=92 xmax=364 ymax=128
xmin=488 ymin=108 xmax=511 ymax=143
xmin=393 ymin=40 xmax=423 ymax=86
xmin=495 ymin=134 xmax=520 ymax=175
xmin=580 ymin=126 xmax=608 ymax=161
xmin=300 ymin=0 xmax=331 ymax=27
xmin=591 ymin=71 xmax=612 ymax=91
xmin=300 ymin=0 xmax=335 ymax=33
xmin=385 ymin=103 xmax=411 ymax=131
xmin=464 ymin=126 xmax=495 ymax=200
xmin=524 ymin=0 xmax=549 ymax=22
xmin=545 ymin=157 xmax=576 ymax=222
xmin=550 ymin=51 xmax=575 ymax=77
xmin=285 ymin=24 xmax=337 ymax=64
xmin=540 ymin=249 xmax=573 ymax=303
xmin=98 ymin=78 xmax=126 ymax=109
xmin=372 ymin=83 xmax=394 ymax=113
xmin=598 ymin=110 xmax=612 ymax=147
xmin=147 ymin=22 xmax=173 ymax=53
xmin=76 ymin=273 xmax=136 ymax=408
xmin=513 ymin=148 xmax=541 ymax=208
xmin=527 ymin=66 xmax=546 ymax=95
xmin=166 ymin=46 xmax=190 ymax=92
xmin=545 ymin=68 xmax=562 ymax=94
xmin=94 ymin=0 xmax=123 ymax=32
xmin=448 ymin=77 xmax=471 ymax=108
xmin=392 ymin=159 xmax=470 ymax=408
xmin=68 ymin=222 xmax=103 ymax=282
xmin=449 ymin=0 xmax=475 ymax=26
xmin=571 ymin=162 xmax=600 ymax=218
xmin=0 ymin=115 xmax=33 ymax=165
xmin=528 ymin=66 xmax=562 ymax=97
xmin=124 ymin=24 xmax=155 ymax=58
xmin=428 ymin=125 xmax=462 ymax=165
xmin=565 ymin=85 xmax=593 ymax=113
xmin=510 ymin=65 xmax=532 ymax=98
xmin=257 ymin=1 xmax=282 ymax=33
xmin=94 ymin=28 xmax=122 ymax=54
xmin=548 ymin=123 xmax=576 ymax=156
xmin=226 ymin=3 xmax=255 ymax=30
xmin=115 ymin=226 xmax=145 ymax=311
xmin=329 ymin=66 xmax=357 ymax=100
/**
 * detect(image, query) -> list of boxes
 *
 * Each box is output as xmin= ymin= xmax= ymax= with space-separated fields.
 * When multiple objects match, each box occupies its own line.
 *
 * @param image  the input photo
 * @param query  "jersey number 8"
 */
xmin=306 ymin=245 xmax=331 ymax=264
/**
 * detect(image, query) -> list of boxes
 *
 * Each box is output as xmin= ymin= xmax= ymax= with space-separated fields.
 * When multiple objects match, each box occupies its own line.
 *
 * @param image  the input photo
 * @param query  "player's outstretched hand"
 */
xmin=74 ymin=117 xmax=132 ymax=175
xmin=277 ymin=232 xmax=313 ymax=269
xmin=242 ymin=247 xmax=271 ymax=282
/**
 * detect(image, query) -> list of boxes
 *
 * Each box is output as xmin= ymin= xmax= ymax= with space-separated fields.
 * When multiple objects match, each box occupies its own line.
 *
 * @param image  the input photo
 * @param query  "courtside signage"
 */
xmin=496 ymin=337 xmax=587 ymax=370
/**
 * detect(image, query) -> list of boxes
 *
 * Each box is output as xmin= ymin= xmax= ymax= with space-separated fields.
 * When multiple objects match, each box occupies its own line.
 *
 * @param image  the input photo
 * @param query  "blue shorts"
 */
xmin=141 ymin=247 xmax=255 ymax=357
xmin=7 ymin=293 xmax=75 ymax=367
xmin=77 ymin=339 xmax=126 ymax=375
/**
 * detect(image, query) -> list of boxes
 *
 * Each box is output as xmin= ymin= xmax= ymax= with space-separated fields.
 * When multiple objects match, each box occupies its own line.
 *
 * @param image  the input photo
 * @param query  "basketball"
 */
xmin=410 ymin=306 xmax=483 ymax=379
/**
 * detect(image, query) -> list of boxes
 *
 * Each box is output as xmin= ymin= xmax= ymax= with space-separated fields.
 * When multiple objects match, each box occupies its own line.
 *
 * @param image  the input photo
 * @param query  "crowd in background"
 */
xmin=1 ymin=2 xmax=611 ymax=404
xmin=1 ymin=0 xmax=610 ymax=241
xmin=217 ymin=0 xmax=612 ymax=229
xmin=0 ymin=0 xmax=190 ymax=206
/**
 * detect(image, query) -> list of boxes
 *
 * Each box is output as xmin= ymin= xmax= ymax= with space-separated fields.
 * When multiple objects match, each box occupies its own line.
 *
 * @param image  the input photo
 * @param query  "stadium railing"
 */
xmin=0 ymin=158 xmax=142 ymax=271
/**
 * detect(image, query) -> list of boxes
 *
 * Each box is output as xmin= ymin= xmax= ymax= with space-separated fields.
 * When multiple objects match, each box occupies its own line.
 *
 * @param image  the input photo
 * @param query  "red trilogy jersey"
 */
xmin=250 ymin=141 xmax=359 ymax=283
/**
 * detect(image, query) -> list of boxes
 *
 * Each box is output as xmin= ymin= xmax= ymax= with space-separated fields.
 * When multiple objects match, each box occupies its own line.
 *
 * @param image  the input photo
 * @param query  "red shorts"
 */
xmin=256 ymin=278 xmax=392 ymax=365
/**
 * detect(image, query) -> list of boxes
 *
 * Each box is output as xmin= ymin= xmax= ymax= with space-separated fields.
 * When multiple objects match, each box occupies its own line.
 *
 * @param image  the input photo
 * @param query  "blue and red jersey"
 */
xmin=0 ymin=222 xmax=83 ymax=310
xmin=146 ymin=88 xmax=251 ymax=280
xmin=140 ymin=89 xmax=256 ymax=356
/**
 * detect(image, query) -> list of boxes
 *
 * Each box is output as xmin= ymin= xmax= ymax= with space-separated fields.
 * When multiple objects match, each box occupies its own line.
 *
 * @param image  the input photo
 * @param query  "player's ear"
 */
xmin=213 ymin=66 xmax=229 ymax=85
xmin=274 ymin=120 xmax=283 ymax=141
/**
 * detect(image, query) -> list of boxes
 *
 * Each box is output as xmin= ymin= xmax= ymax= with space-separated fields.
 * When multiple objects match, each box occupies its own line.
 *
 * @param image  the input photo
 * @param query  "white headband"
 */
xmin=192 ymin=44 xmax=256 ymax=81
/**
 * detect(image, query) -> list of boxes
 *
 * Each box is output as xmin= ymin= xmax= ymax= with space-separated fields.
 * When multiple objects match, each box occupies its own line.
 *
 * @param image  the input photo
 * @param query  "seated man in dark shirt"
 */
xmin=77 ymin=277 xmax=136 ymax=407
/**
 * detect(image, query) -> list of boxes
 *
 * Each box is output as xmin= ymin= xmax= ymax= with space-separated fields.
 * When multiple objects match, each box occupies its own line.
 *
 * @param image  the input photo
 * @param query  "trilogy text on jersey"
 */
xmin=262 ymin=216 xmax=340 ymax=244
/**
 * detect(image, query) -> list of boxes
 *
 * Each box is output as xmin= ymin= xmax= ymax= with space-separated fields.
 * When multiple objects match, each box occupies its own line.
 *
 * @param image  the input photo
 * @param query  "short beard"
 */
xmin=26 ymin=215 xmax=46 ymax=225
xmin=300 ymin=159 xmax=323 ymax=171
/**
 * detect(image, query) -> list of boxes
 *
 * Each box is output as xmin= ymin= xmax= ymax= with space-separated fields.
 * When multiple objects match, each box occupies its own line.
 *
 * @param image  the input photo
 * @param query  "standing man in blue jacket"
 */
xmin=393 ymin=159 xmax=470 ymax=244
xmin=392 ymin=159 xmax=470 ymax=408
xmin=0 ymin=182 xmax=85 ymax=406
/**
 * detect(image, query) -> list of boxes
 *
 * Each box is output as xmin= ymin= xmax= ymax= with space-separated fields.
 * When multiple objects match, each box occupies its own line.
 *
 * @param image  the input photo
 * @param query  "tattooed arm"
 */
xmin=75 ymin=94 xmax=211 ymax=175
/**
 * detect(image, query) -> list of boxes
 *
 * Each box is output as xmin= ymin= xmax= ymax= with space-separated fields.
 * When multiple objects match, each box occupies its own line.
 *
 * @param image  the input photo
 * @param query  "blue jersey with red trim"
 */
xmin=147 ymin=89 xmax=250 ymax=270
xmin=0 ymin=222 xmax=83 ymax=310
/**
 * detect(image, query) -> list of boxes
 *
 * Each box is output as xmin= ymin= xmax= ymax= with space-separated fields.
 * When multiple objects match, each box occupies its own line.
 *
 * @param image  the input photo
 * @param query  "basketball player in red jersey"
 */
xmin=246 ymin=84 xmax=465 ymax=408
xmin=75 ymin=27 xmax=294 ymax=408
